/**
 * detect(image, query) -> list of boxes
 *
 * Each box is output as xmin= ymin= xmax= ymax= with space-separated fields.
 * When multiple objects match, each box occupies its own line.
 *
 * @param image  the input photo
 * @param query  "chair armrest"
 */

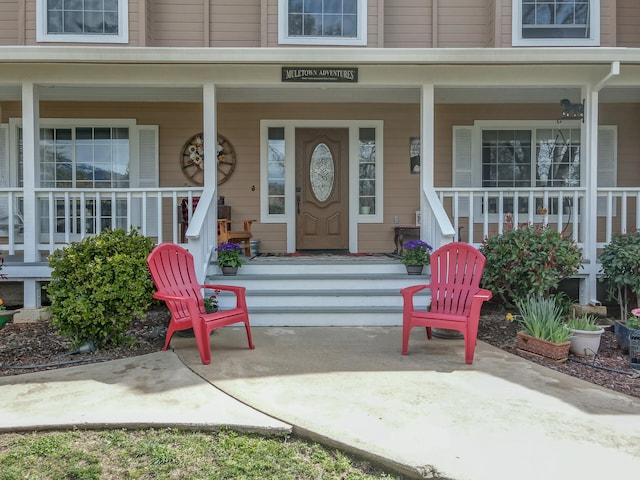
xmin=474 ymin=288 xmax=493 ymax=302
xmin=400 ymin=284 xmax=430 ymax=298
xmin=201 ymin=284 xmax=246 ymax=296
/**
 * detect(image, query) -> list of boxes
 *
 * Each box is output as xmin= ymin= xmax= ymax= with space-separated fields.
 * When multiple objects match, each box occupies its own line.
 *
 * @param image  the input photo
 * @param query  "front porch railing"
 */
xmin=0 ymin=187 xmax=204 ymax=257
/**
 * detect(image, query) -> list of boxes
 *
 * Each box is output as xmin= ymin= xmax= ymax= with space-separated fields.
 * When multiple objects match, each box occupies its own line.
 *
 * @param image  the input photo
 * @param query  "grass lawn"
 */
xmin=0 ymin=428 xmax=401 ymax=479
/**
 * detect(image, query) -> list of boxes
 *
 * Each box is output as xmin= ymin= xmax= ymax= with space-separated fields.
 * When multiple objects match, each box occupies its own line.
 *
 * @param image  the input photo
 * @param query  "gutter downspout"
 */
xmin=582 ymin=61 xmax=620 ymax=306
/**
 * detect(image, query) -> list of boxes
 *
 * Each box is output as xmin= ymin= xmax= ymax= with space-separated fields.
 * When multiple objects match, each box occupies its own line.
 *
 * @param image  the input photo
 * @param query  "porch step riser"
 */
xmin=245 ymin=311 xmax=404 ymax=327
xmin=206 ymin=261 xmax=429 ymax=327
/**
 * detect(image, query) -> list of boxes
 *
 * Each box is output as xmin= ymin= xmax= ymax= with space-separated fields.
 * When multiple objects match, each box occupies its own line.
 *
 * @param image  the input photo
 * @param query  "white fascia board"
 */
xmin=2 ymin=46 xmax=640 ymax=66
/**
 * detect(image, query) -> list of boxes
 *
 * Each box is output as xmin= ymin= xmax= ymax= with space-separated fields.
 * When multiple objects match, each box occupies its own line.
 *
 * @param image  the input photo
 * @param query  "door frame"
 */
xmin=260 ymin=119 xmax=384 ymax=253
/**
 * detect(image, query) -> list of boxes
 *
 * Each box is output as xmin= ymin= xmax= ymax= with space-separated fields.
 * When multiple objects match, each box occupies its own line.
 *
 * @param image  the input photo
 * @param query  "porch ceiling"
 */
xmin=0 ymin=85 xmax=639 ymax=104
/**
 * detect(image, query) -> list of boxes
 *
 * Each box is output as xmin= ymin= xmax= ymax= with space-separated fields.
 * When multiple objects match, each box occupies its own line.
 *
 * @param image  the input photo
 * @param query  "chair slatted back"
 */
xmin=429 ymin=242 xmax=486 ymax=317
xmin=147 ymin=243 xmax=206 ymax=320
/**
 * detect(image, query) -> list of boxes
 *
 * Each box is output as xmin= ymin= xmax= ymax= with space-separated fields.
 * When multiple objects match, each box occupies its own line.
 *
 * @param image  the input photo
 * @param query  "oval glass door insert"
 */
xmin=310 ymin=143 xmax=335 ymax=202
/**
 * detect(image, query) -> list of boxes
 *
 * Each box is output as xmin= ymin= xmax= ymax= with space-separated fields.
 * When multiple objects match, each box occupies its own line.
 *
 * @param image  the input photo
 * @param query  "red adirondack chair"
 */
xmin=401 ymin=242 xmax=492 ymax=364
xmin=147 ymin=243 xmax=255 ymax=365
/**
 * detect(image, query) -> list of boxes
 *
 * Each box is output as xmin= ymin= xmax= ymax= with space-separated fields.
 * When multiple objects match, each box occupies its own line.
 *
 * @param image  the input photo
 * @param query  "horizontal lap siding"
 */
xmin=437 ymin=1 xmax=490 ymax=47
xmin=0 ymin=1 xmax=19 ymax=45
xmin=151 ymin=0 xmax=205 ymax=46
xmin=617 ymin=0 xmax=640 ymax=46
xmin=211 ymin=1 xmax=261 ymax=46
xmin=384 ymin=0 xmax=431 ymax=48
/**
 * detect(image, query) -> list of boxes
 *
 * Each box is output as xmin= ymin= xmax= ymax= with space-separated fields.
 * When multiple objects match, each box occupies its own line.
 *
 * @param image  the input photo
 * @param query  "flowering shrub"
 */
xmin=216 ymin=242 xmax=245 ymax=268
xmin=0 ymin=298 xmax=5 ymax=311
xmin=401 ymin=239 xmax=433 ymax=266
xmin=480 ymin=224 xmax=582 ymax=307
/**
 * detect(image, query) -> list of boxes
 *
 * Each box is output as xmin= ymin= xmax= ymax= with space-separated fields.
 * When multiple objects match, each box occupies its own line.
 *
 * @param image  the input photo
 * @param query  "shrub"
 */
xmin=599 ymin=230 xmax=640 ymax=321
xmin=46 ymin=229 xmax=155 ymax=348
xmin=480 ymin=224 xmax=582 ymax=307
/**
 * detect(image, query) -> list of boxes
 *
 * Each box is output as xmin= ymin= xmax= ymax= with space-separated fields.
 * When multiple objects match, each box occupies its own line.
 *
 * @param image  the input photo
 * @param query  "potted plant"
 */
xmin=566 ymin=314 xmax=605 ymax=357
xmin=216 ymin=241 xmax=245 ymax=275
xmin=401 ymin=239 xmax=433 ymax=275
xmin=614 ymin=308 xmax=640 ymax=354
xmin=513 ymin=296 xmax=571 ymax=362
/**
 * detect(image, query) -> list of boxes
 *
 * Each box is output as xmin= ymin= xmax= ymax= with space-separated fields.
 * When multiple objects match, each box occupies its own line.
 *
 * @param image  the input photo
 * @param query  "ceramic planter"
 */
xmin=221 ymin=266 xmax=239 ymax=276
xmin=567 ymin=327 xmax=605 ymax=357
xmin=0 ymin=310 xmax=15 ymax=330
xmin=405 ymin=265 xmax=424 ymax=275
xmin=516 ymin=332 xmax=571 ymax=362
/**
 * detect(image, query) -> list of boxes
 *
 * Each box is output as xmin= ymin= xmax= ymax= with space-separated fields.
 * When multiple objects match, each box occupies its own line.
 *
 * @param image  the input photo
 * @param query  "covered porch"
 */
xmin=2 ymin=48 xmax=640 ymax=315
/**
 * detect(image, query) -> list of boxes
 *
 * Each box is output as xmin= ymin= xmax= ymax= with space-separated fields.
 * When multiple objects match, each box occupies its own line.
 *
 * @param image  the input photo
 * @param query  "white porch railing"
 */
xmin=434 ymin=187 xmax=587 ymax=248
xmin=0 ymin=187 xmax=204 ymax=256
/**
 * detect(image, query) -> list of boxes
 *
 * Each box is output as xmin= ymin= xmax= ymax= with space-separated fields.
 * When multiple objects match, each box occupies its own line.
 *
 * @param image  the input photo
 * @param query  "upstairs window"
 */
xmin=37 ymin=0 xmax=129 ymax=43
xmin=512 ymin=0 xmax=599 ymax=46
xmin=279 ymin=0 xmax=367 ymax=46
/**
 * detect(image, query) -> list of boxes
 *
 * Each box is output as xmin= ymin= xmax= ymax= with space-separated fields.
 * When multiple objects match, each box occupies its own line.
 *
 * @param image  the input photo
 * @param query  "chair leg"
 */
xmin=193 ymin=321 xmax=212 ymax=365
xmin=244 ymin=321 xmax=255 ymax=349
xmin=401 ymin=325 xmax=411 ymax=355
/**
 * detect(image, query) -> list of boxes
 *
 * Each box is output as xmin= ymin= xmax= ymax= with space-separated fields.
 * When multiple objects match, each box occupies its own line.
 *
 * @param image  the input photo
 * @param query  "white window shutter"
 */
xmin=597 ymin=126 xmax=617 ymax=216
xmin=131 ymin=126 xmax=159 ymax=236
xmin=452 ymin=126 xmax=473 ymax=216
xmin=0 ymin=124 xmax=10 ymax=235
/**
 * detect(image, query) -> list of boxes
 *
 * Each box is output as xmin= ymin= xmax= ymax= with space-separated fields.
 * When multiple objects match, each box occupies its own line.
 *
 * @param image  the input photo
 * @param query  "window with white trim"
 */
xmin=453 ymin=122 xmax=616 ymax=217
xmin=512 ymin=0 xmax=599 ymax=46
xmin=13 ymin=120 xmax=158 ymax=237
xmin=278 ymin=0 xmax=367 ymax=46
xmin=37 ymin=0 xmax=129 ymax=43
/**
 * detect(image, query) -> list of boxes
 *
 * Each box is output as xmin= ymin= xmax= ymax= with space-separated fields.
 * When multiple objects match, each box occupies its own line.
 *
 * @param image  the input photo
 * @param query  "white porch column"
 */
xmin=203 ymin=83 xmax=218 ymax=188
xmin=581 ymin=85 xmax=601 ymax=306
xmin=580 ymin=62 xmax=620 ymax=306
xmin=419 ymin=84 xmax=435 ymax=243
xmin=186 ymin=82 xmax=218 ymax=283
xmin=21 ymin=83 xmax=41 ymax=308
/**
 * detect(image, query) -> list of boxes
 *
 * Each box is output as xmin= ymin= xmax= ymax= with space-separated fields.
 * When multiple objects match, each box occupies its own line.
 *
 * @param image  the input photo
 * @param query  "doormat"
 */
xmin=254 ymin=252 xmax=400 ymax=259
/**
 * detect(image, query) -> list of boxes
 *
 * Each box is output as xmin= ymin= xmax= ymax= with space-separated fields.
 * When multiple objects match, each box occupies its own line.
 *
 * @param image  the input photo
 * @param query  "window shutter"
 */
xmin=597 ymin=126 xmax=617 ymax=216
xmin=0 ymin=124 xmax=10 ymax=235
xmin=131 ymin=126 xmax=159 ymax=236
xmin=452 ymin=126 xmax=473 ymax=215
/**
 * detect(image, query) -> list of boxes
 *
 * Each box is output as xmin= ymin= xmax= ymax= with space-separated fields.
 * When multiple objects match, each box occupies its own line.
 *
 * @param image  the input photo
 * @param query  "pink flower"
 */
xmin=632 ymin=308 xmax=640 ymax=317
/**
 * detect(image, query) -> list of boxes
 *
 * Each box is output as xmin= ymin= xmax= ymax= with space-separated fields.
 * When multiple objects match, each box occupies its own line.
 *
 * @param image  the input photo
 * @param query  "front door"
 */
xmin=295 ymin=128 xmax=349 ymax=250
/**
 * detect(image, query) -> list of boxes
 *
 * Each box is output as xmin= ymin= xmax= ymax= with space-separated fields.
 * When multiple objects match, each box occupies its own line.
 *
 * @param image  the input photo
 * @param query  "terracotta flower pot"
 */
xmin=516 ymin=332 xmax=571 ymax=362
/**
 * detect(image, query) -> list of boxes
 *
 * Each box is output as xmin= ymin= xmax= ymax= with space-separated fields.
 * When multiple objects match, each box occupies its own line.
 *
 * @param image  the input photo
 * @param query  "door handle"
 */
xmin=296 ymin=195 xmax=301 ymax=214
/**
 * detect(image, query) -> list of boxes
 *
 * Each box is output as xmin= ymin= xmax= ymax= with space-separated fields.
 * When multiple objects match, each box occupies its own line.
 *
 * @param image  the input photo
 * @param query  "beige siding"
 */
xmin=437 ymin=0 xmax=491 ymax=48
xmin=151 ymin=0 xmax=205 ymax=46
xmin=600 ymin=0 xmax=616 ymax=47
xmin=617 ymin=0 xmax=640 ymax=47
xmin=210 ymin=1 xmax=261 ymax=46
xmin=383 ymin=0 xmax=431 ymax=48
xmin=0 ymin=1 xmax=20 ymax=45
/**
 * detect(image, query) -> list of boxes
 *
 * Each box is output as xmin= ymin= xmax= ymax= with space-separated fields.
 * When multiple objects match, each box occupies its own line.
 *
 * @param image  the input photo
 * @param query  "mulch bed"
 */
xmin=1 ymin=304 xmax=638 ymax=398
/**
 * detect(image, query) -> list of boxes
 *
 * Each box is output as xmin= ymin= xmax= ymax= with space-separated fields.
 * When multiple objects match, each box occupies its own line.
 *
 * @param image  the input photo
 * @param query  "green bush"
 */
xmin=599 ymin=229 xmax=640 ymax=321
xmin=480 ymin=224 xmax=582 ymax=307
xmin=46 ymin=229 xmax=155 ymax=347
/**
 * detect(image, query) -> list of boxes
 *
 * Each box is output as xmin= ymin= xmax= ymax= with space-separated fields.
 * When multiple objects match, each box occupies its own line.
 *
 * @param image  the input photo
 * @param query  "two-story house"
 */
xmin=1 ymin=1 xmax=639 ymax=323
